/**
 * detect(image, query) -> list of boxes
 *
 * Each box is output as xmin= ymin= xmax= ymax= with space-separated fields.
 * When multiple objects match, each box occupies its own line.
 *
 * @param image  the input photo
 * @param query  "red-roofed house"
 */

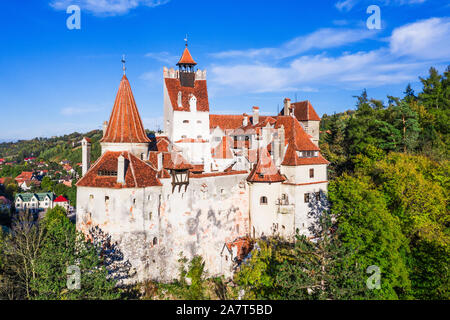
xmin=54 ymin=195 xmax=69 ymax=210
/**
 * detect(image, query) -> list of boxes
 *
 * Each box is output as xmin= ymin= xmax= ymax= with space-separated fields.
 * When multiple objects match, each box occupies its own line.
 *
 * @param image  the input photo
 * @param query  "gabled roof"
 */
xmin=15 ymin=192 xmax=55 ymax=202
xmin=165 ymin=78 xmax=209 ymax=112
xmin=274 ymin=116 xmax=319 ymax=151
xmin=54 ymin=195 xmax=68 ymax=203
xmin=247 ymin=147 xmax=286 ymax=183
xmin=281 ymin=142 xmax=329 ymax=166
xmin=177 ymin=46 xmax=197 ymax=66
xmin=279 ymin=100 xmax=321 ymax=121
xmin=209 ymin=114 xmax=272 ymax=131
xmin=15 ymin=171 xmax=33 ymax=182
xmin=76 ymin=151 xmax=162 ymax=189
xmin=101 ymin=76 xmax=150 ymax=144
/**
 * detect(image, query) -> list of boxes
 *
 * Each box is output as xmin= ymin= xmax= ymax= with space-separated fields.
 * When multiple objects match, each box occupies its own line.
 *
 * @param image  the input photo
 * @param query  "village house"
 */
xmin=15 ymin=192 xmax=56 ymax=213
xmin=54 ymin=195 xmax=70 ymax=211
xmin=76 ymin=44 xmax=329 ymax=283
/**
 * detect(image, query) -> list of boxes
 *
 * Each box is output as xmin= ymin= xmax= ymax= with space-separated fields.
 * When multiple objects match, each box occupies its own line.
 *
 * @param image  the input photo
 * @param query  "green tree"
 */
xmin=30 ymin=206 xmax=120 ymax=300
xmin=329 ymin=174 xmax=411 ymax=299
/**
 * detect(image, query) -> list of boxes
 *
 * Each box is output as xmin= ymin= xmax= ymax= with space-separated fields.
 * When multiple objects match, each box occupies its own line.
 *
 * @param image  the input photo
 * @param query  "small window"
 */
xmin=105 ymin=196 xmax=109 ymax=204
xmin=236 ymin=224 xmax=240 ymax=233
xmin=89 ymin=194 xmax=94 ymax=200
xmin=315 ymin=192 xmax=320 ymax=201
xmin=197 ymin=120 xmax=202 ymax=124
xmin=309 ymin=168 xmax=314 ymax=178
xmin=153 ymin=237 xmax=158 ymax=245
xmin=133 ymin=198 xmax=136 ymax=206
xmin=149 ymin=212 xmax=152 ymax=220
xmin=197 ymin=135 xmax=202 ymax=139
xmin=304 ymin=193 xmax=310 ymax=203
xmin=181 ymin=135 xmax=187 ymax=139
xmin=183 ymin=120 xmax=189 ymax=124
xmin=140 ymin=153 xmax=144 ymax=160
xmin=260 ymin=196 xmax=268 ymax=205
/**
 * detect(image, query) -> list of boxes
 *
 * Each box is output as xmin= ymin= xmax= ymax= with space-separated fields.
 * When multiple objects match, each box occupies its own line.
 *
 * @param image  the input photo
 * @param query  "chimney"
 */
xmin=102 ymin=121 xmax=108 ymax=136
xmin=81 ymin=137 xmax=91 ymax=176
xmin=279 ymin=125 xmax=285 ymax=160
xmin=243 ymin=113 xmax=248 ymax=126
xmin=283 ymin=98 xmax=291 ymax=116
xmin=273 ymin=135 xmax=280 ymax=166
xmin=252 ymin=106 xmax=259 ymax=124
xmin=117 ymin=155 xmax=126 ymax=184
xmin=157 ymin=152 xmax=163 ymax=171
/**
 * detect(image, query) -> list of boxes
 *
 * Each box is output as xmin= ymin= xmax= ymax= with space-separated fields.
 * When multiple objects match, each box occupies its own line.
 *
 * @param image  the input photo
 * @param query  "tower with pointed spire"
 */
xmin=162 ymin=41 xmax=212 ymax=172
xmin=100 ymin=74 xmax=150 ymax=160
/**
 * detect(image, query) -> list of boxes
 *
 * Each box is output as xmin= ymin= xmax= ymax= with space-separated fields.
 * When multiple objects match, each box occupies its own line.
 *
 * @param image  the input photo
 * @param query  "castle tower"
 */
xmin=247 ymin=147 xmax=286 ymax=238
xmin=163 ymin=42 xmax=211 ymax=172
xmin=81 ymin=137 xmax=91 ymax=176
xmin=100 ymin=75 xmax=150 ymax=159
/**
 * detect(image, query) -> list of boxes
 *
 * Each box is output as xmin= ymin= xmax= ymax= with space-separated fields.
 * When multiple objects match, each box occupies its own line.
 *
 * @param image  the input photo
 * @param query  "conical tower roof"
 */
xmin=101 ymin=75 xmax=150 ymax=143
xmin=177 ymin=46 xmax=197 ymax=66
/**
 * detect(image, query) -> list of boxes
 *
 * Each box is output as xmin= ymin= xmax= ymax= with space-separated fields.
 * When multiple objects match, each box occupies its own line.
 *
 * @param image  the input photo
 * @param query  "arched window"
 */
xmin=260 ymin=196 xmax=268 ymax=205
xmin=153 ymin=237 xmax=158 ymax=245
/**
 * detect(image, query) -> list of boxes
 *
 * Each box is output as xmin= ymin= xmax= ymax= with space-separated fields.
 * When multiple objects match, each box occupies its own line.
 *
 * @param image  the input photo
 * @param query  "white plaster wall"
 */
xmin=100 ymin=142 xmax=149 ymax=160
xmin=172 ymin=111 xmax=210 ymax=142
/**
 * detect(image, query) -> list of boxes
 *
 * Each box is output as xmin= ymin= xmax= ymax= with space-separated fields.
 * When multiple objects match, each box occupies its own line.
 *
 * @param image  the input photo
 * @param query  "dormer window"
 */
xmin=189 ymin=95 xmax=197 ymax=110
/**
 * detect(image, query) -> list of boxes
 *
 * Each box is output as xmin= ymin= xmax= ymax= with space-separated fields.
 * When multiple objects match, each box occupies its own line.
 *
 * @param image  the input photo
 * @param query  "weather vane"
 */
xmin=121 ymin=54 xmax=126 ymax=75
xmin=184 ymin=34 xmax=188 ymax=47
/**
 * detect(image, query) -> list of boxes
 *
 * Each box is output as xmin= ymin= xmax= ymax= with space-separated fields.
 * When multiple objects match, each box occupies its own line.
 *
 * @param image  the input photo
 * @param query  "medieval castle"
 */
xmin=76 ymin=44 xmax=329 ymax=282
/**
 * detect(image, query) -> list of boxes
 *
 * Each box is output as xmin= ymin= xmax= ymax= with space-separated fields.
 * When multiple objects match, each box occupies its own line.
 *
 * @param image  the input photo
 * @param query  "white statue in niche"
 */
xmin=177 ymin=91 xmax=182 ymax=108
xmin=189 ymin=95 xmax=197 ymax=111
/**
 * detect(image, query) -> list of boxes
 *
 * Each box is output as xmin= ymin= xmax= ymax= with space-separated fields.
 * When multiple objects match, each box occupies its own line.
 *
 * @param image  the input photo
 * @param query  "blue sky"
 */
xmin=0 ymin=0 xmax=449 ymax=141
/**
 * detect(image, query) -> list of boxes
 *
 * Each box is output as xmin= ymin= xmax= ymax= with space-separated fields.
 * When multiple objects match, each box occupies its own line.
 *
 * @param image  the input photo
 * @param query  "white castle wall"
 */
xmin=77 ymin=172 xmax=250 ymax=282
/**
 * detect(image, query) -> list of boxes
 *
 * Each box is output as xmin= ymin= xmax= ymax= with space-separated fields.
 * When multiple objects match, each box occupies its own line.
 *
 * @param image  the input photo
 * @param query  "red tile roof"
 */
xmin=15 ymin=171 xmax=33 ymax=183
xmin=101 ymin=76 xmax=150 ymax=144
xmin=191 ymin=164 xmax=204 ymax=173
xmin=210 ymin=114 xmax=272 ymax=131
xmin=274 ymin=116 xmax=319 ymax=151
xmin=281 ymin=143 xmax=329 ymax=166
xmin=54 ymin=195 xmax=68 ymax=203
xmin=177 ymin=46 xmax=197 ymax=65
xmin=279 ymin=100 xmax=321 ymax=121
xmin=225 ymin=236 xmax=253 ymax=262
xmin=210 ymin=114 xmax=245 ymax=130
xmin=165 ymin=78 xmax=209 ymax=112
xmin=76 ymin=151 xmax=162 ymax=188
xmin=247 ymin=147 xmax=286 ymax=183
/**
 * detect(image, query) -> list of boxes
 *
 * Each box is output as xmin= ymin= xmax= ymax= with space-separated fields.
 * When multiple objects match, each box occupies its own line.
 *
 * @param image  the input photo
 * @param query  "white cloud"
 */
xmin=335 ymin=0 xmax=427 ymax=12
xmin=390 ymin=17 xmax=450 ymax=60
xmin=335 ymin=0 xmax=359 ymax=12
xmin=208 ymin=17 xmax=449 ymax=94
xmin=50 ymin=0 xmax=170 ymax=15
xmin=145 ymin=51 xmax=179 ymax=64
xmin=61 ymin=106 xmax=105 ymax=116
xmin=211 ymin=28 xmax=375 ymax=61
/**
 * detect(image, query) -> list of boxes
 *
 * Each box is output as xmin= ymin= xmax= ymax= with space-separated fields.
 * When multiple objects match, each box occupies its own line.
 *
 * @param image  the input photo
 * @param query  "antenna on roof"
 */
xmin=184 ymin=34 xmax=188 ymax=47
xmin=121 ymin=54 xmax=126 ymax=76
